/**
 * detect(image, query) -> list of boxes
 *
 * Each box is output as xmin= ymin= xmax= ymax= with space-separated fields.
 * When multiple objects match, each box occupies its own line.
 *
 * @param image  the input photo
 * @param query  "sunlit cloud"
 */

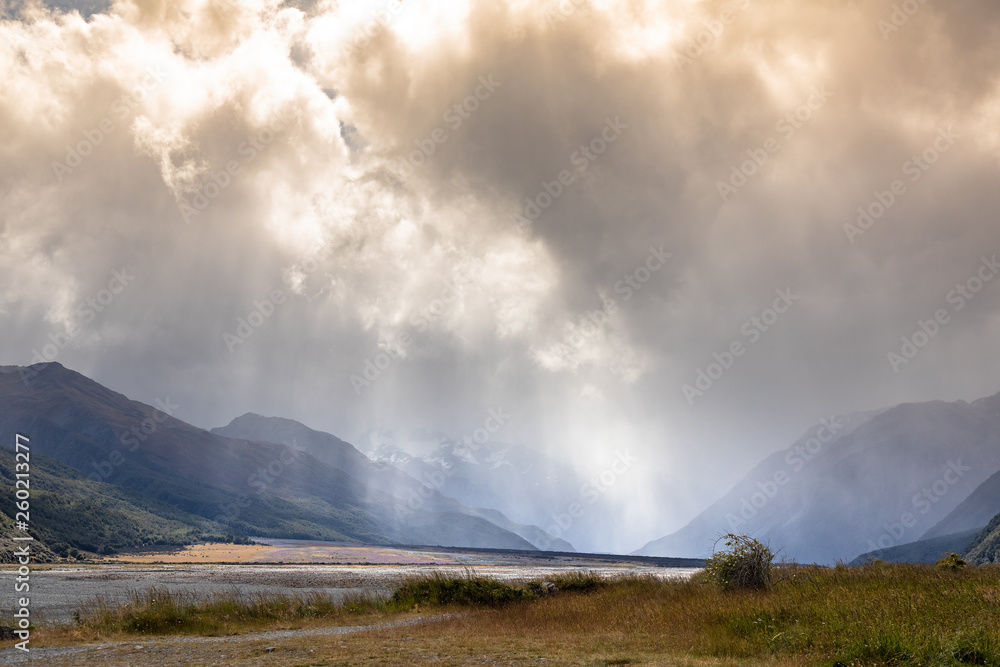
xmin=2 ymin=0 xmax=1000 ymax=552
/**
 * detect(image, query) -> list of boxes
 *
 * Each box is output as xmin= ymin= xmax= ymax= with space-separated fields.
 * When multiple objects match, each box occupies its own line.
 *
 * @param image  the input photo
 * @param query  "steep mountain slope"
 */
xmin=0 ymin=448 xmax=211 ymax=556
xmin=964 ymin=512 xmax=1000 ymax=564
xmin=0 ymin=363 xmax=534 ymax=551
xmin=212 ymin=413 xmax=574 ymax=551
xmin=921 ymin=470 xmax=1000 ymax=539
xmin=847 ymin=529 xmax=981 ymax=566
xmin=0 ymin=510 xmax=58 ymax=564
xmin=213 ymin=414 xmax=378 ymax=486
xmin=921 ymin=393 xmax=1000 ymax=539
xmin=637 ymin=394 xmax=1000 ymax=563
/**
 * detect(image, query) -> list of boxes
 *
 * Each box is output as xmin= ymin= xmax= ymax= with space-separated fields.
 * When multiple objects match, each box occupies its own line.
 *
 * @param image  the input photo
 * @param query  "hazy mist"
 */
xmin=2 ymin=0 xmax=999 ymax=553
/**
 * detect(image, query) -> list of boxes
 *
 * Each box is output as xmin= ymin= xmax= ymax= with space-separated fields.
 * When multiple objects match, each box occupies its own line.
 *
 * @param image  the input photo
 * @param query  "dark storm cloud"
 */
xmin=2 ymin=0 xmax=999 ymax=551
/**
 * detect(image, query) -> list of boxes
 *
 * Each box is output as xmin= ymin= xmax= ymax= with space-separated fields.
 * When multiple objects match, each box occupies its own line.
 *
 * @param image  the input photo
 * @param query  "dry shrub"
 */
xmin=704 ymin=533 xmax=774 ymax=590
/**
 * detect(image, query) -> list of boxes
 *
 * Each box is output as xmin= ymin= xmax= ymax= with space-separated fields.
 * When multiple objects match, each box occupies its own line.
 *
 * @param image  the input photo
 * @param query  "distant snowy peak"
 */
xmin=362 ymin=429 xmax=521 ymax=470
xmin=365 ymin=441 xmax=413 ymax=465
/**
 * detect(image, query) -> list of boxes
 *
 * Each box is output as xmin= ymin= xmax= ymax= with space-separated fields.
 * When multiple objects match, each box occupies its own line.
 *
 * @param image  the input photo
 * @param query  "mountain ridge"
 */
xmin=636 ymin=392 xmax=1000 ymax=563
xmin=212 ymin=413 xmax=574 ymax=551
xmin=0 ymin=363 xmax=537 ymax=553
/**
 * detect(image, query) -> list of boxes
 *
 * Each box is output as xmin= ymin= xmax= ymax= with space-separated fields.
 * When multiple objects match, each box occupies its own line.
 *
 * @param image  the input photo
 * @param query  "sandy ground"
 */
xmin=94 ymin=540 xmax=470 ymax=565
xmin=95 ymin=543 xmax=277 ymax=564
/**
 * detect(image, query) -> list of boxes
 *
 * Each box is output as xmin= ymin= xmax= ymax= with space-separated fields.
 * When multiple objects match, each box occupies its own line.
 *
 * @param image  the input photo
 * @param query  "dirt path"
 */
xmin=0 ymin=614 xmax=454 ymax=665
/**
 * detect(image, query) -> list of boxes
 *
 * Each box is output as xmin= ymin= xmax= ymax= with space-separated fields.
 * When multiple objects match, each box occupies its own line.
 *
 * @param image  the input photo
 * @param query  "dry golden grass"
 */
xmin=12 ymin=564 xmax=1000 ymax=666
xmin=95 ymin=542 xmax=276 ymax=563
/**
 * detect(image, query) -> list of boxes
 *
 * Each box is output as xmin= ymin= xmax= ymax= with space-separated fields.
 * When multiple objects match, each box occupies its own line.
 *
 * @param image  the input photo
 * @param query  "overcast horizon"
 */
xmin=2 ymin=0 xmax=1000 ymax=553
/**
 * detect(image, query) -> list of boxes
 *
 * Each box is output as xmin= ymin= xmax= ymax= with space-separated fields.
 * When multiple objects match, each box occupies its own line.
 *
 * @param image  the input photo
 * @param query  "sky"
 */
xmin=2 ymin=0 xmax=999 ymax=553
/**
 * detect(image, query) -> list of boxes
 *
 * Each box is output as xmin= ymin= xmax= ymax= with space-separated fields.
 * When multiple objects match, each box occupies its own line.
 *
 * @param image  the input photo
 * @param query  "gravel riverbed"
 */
xmin=0 ymin=563 xmax=699 ymax=625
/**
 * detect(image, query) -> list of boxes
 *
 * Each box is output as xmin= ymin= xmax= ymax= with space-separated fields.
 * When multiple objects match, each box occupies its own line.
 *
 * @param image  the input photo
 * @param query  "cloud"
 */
xmin=2 ymin=0 xmax=1000 ymax=551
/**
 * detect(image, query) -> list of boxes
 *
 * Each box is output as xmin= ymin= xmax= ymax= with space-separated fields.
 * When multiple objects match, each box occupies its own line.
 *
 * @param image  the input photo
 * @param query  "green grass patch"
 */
xmin=387 ymin=571 xmax=610 ymax=610
xmin=388 ymin=573 xmax=538 ymax=609
xmin=689 ymin=563 xmax=1000 ymax=665
xmin=540 ymin=571 xmax=608 ymax=593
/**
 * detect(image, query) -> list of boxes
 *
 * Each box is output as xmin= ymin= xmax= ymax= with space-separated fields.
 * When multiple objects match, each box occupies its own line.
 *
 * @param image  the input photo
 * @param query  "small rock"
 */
xmin=265 ymin=647 xmax=276 ymax=653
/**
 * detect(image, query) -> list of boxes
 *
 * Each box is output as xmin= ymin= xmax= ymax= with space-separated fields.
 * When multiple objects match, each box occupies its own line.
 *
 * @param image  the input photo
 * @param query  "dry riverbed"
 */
xmin=0 ymin=540 xmax=700 ymax=664
xmin=0 ymin=539 xmax=699 ymax=625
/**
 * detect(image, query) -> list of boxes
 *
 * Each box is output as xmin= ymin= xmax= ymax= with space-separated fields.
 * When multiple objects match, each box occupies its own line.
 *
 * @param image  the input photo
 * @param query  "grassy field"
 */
xmin=17 ymin=564 xmax=1000 ymax=666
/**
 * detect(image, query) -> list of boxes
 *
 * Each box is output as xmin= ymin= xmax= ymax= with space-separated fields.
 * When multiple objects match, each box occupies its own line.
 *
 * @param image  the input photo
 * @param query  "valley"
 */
xmin=0 ymin=541 xmax=700 ymax=624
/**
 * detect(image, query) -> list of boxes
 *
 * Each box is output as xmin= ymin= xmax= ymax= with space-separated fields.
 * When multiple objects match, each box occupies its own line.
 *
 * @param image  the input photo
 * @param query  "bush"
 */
xmin=389 ymin=574 xmax=536 ymax=609
xmin=936 ymin=552 xmax=967 ymax=571
xmin=544 ymin=572 xmax=606 ymax=593
xmin=704 ymin=533 xmax=774 ymax=590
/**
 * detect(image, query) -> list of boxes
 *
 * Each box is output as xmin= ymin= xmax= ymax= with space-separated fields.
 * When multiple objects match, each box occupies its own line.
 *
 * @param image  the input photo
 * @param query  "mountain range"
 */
xmin=211 ymin=413 xmax=574 ymax=551
xmin=5 ymin=362 xmax=1000 ymax=565
xmin=636 ymin=392 xmax=1000 ymax=564
xmin=0 ymin=362 xmax=564 ymax=556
